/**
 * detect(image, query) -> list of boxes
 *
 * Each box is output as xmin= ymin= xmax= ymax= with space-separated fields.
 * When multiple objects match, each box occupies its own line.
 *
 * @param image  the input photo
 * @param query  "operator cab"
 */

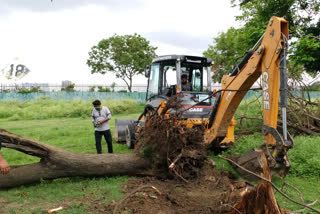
xmin=145 ymin=55 xmax=214 ymax=118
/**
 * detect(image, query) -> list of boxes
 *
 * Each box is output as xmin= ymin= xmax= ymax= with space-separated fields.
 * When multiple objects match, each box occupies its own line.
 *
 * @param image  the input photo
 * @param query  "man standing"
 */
xmin=0 ymin=142 xmax=10 ymax=175
xmin=92 ymin=100 xmax=113 ymax=154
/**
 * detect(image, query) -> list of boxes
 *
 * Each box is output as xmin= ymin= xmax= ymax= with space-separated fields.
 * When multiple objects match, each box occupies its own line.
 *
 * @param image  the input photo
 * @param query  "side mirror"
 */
xmin=145 ymin=66 xmax=150 ymax=78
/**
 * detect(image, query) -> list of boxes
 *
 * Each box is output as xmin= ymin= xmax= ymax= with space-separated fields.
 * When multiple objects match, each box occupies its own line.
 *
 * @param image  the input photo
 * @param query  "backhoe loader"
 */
xmin=114 ymin=16 xmax=294 ymax=175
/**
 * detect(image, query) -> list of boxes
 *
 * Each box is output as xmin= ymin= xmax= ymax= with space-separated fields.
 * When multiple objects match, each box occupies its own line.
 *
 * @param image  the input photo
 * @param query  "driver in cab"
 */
xmin=181 ymin=74 xmax=191 ymax=91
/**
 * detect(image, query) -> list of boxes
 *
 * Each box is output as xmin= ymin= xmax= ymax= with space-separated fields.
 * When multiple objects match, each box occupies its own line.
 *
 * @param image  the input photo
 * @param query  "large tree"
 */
xmin=203 ymin=27 xmax=251 ymax=82
xmin=204 ymin=0 xmax=320 ymax=82
xmin=87 ymin=34 xmax=157 ymax=92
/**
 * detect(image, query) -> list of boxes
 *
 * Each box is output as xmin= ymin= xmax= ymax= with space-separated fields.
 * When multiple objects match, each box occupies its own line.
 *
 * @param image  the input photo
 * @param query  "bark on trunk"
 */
xmin=0 ymin=129 xmax=151 ymax=188
xmin=227 ymin=151 xmax=282 ymax=214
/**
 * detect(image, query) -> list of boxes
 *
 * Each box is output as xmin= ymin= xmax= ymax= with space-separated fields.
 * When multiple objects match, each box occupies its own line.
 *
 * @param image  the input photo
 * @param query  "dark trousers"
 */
xmin=95 ymin=129 xmax=113 ymax=154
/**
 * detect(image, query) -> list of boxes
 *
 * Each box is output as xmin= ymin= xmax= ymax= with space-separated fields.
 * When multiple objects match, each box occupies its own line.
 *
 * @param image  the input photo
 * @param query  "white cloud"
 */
xmin=0 ymin=0 xmax=240 ymax=85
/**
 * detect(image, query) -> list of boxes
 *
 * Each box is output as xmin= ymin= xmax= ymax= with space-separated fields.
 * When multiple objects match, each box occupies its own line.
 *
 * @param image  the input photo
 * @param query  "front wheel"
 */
xmin=125 ymin=123 xmax=136 ymax=149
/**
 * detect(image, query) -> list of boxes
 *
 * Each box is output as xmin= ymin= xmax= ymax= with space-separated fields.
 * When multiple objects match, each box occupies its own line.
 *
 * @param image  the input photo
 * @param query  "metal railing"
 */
xmin=0 ymin=83 xmax=148 ymax=92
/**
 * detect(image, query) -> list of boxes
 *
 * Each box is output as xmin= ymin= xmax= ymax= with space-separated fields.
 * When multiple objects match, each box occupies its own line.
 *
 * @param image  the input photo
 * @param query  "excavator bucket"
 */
xmin=229 ymin=145 xmax=291 ymax=179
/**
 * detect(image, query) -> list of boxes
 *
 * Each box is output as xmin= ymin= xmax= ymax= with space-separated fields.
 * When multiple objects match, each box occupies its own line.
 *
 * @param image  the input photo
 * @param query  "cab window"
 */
xmin=192 ymin=69 xmax=201 ymax=92
xmin=147 ymin=63 xmax=160 ymax=99
xmin=163 ymin=65 xmax=177 ymax=89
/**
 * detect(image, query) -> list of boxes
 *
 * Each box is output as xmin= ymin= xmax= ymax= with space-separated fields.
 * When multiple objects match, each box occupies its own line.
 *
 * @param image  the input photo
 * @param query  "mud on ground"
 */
xmin=105 ymin=95 xmax=249 ymax=214
xmin=107 ymin=166 xmax=249 ymax=214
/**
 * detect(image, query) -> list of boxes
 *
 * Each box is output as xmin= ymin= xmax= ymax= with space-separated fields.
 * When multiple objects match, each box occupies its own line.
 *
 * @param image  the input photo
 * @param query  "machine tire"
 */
xmin=125 ymin=123 xmax=136 ymax=149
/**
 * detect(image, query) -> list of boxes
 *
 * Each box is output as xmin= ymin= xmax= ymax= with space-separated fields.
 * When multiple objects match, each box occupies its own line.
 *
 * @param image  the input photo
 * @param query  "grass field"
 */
xmin=212 ymin=133 xmax=320 ymax=212
xmin=0 ymin=113 xmax=141 ymax=214
xmin=0 ymin=100 xmax=319 ymax=213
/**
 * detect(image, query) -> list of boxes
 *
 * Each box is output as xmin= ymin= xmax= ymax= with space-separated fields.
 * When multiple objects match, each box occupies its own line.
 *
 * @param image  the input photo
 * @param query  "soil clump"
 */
xmin=108 ymin=167 xmax=248 ymax=214
xmin=108 ymin=96 xmax=250 ymax=214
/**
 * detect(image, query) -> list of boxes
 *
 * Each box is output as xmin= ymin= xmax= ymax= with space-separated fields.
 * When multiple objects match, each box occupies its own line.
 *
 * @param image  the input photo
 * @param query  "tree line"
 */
xmin=87 ymin=0 xmax=320 ymax=90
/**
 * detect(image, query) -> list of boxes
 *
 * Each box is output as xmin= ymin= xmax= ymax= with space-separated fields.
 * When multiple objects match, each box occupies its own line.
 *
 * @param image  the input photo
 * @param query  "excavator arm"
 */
xmin=204 ymin=16 xmax=293 ymax=176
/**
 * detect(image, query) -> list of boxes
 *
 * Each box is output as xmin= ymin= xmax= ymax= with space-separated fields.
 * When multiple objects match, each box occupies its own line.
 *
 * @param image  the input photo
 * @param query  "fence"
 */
xmin=0 ymin=83 xmax=224 ymax=93
xmin=0 ymin=91 xmax=319 ymax=104
xmin=0 ymin=92 xmax=148 ymax=103
xmin=0 ymin=83 xmax=148 ymax=92
xmin=243 ymin=90 xmax=320 ymax=100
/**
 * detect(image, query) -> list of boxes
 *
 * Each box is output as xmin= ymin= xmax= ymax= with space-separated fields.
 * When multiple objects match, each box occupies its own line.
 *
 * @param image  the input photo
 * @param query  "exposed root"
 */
xmin=220 ymin=155 xmax=320 ymax=214
xmin=135 ymin=95 xmax=208 ymax=181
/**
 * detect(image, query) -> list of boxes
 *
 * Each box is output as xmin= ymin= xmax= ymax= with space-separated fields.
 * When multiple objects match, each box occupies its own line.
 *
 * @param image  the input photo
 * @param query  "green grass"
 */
xmin=234 ymin=97 xmax=263 ymax=132
xmin=212 ymin=133 xmax=320 ymax=211
xmin=0 ymin=112 xmax=141 ymax=213
xmin=0 ymin=97 xmax=144 ymax=121
xmin=0 ymin=102 xmax=319 ymax=213
xmin=212 ymin=134 xmax=320 ymax=177
xmin=3 ymin=176 xmax=128 ymax=214
xmin=0 ymin=113 xmax=140 ymax=165
xmin=273 ymin=176 xmax=320 ymax=212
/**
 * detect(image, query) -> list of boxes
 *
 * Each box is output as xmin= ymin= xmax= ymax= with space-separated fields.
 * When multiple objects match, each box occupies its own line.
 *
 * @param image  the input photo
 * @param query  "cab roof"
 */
xmin=152 ymin=55 xmax=212 ymax=66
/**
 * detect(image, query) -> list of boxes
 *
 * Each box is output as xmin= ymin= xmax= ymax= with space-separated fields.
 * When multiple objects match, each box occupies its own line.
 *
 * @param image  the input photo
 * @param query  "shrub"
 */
xmin=97 ymin=86 xmax=111 ymax=92
xmin=17 ymin=86 xmax=42 ymax=93
xmin=234 ymin=97 xmax=263 ymax=133
xmin=0 ymin=98 xmax=141 ymax=121
xmin=214 ymin=133 xmax=320 ymax=177
xmin=61 ymin=84 xmax=76 ymax=92
xmin=111 ymin=82 xmax=116 ymax=92
xmin=89 ymin=86 xmax=96 ymax=92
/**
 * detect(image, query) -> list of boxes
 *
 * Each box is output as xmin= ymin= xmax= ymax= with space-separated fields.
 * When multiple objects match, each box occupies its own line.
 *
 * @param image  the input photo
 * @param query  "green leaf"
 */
xmin=87 ymin=34 xmax=157 ymax=92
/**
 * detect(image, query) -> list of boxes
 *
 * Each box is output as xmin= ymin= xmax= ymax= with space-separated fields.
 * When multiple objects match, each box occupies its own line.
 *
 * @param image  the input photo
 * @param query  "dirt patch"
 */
xmin=106 ymin=166 xmax=249 ymax=214
xmin=101 ymin=95 xmax=248 ymax=213
xmin=93 ymin=94 xmax=282 ymax=213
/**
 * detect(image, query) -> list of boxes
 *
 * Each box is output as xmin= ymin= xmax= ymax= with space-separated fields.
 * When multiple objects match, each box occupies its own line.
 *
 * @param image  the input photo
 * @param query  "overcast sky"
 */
xmin=0 ymin=0 xmax=241 ymax=85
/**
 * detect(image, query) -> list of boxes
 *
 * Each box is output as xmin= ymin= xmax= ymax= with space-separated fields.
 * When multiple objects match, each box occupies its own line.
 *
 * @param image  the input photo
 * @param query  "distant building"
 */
xmin=21 ymin=83 xmax=49 ymax=87
xmin=62 ymin=80 xmax=72 ymax=87
xmin=21 ymin=83 xmax=50 ymax=92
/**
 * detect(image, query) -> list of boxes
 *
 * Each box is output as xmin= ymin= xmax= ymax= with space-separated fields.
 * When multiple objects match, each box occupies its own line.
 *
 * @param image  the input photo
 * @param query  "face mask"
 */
xmin=95 ymin=107 xmax=101 ymax=111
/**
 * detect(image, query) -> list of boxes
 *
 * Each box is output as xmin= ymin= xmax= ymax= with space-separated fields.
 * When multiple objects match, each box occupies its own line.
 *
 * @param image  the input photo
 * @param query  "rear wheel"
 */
xmin=125 ymin=123 xmax=136 ymax=149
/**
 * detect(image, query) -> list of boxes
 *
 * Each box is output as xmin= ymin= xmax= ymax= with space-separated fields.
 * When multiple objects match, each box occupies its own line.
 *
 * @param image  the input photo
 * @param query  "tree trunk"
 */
xmin=129 ymin=76 xmax=132 ymax=92
xmin=120 ymin=77 xmax=131 ymax=92
xmin=227 ymin=151 xmax=282 ymax=214
xmin=0 ymin=129 xmax=151 ymax=188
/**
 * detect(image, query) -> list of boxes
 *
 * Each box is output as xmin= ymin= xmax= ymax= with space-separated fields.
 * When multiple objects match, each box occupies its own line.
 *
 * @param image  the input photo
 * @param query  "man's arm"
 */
xmin=91 ymin=109 xmax=95 ymax=122
xmin=0 ymin=154 xmax=10 ymax=175
xmin=99 ymin=107 xmax=111 ymax=124
xmin=106 ymin=107 xmax=112 ymax=120
xmin=92 ymin=109 xmax=97 ymax=127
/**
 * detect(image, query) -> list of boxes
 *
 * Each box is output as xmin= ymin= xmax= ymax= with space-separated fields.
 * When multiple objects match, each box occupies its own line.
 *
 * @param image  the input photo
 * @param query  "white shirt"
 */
xmin=91 ymin=106 xmax=112 ymax=131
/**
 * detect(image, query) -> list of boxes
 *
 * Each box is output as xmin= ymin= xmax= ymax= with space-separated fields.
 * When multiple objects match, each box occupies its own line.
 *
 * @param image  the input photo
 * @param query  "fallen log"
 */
xmin=0 ymin=129 xmax=151 ymax=188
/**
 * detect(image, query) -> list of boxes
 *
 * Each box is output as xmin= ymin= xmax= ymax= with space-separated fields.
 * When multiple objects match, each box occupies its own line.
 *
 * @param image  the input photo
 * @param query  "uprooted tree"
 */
xmin=0 ymin=129 xmax=150 ymax=188
xmin=235 ymin=82 xmax=320 ymax=135
xmin=0 ymin=96 xmax=305 ymax=213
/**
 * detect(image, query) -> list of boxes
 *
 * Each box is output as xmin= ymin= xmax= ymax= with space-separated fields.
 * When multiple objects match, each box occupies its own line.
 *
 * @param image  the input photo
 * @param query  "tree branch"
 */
xmin=0 ymin=129 xmax=50 ymax=158
xmin=219 ymin=155 xmax=320 ymax=213
xmin=120 ymin=77 xmax=130 ymax=89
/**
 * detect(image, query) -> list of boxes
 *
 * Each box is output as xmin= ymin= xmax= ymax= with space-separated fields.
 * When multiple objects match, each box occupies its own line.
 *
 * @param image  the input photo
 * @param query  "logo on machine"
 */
xmin=262 ymin=71 xmax=270 ymax=110
xmin=226 ymin=91 xmax=232 ymax=101
xmin=188 ymin=108 xmax=203 ymax=112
